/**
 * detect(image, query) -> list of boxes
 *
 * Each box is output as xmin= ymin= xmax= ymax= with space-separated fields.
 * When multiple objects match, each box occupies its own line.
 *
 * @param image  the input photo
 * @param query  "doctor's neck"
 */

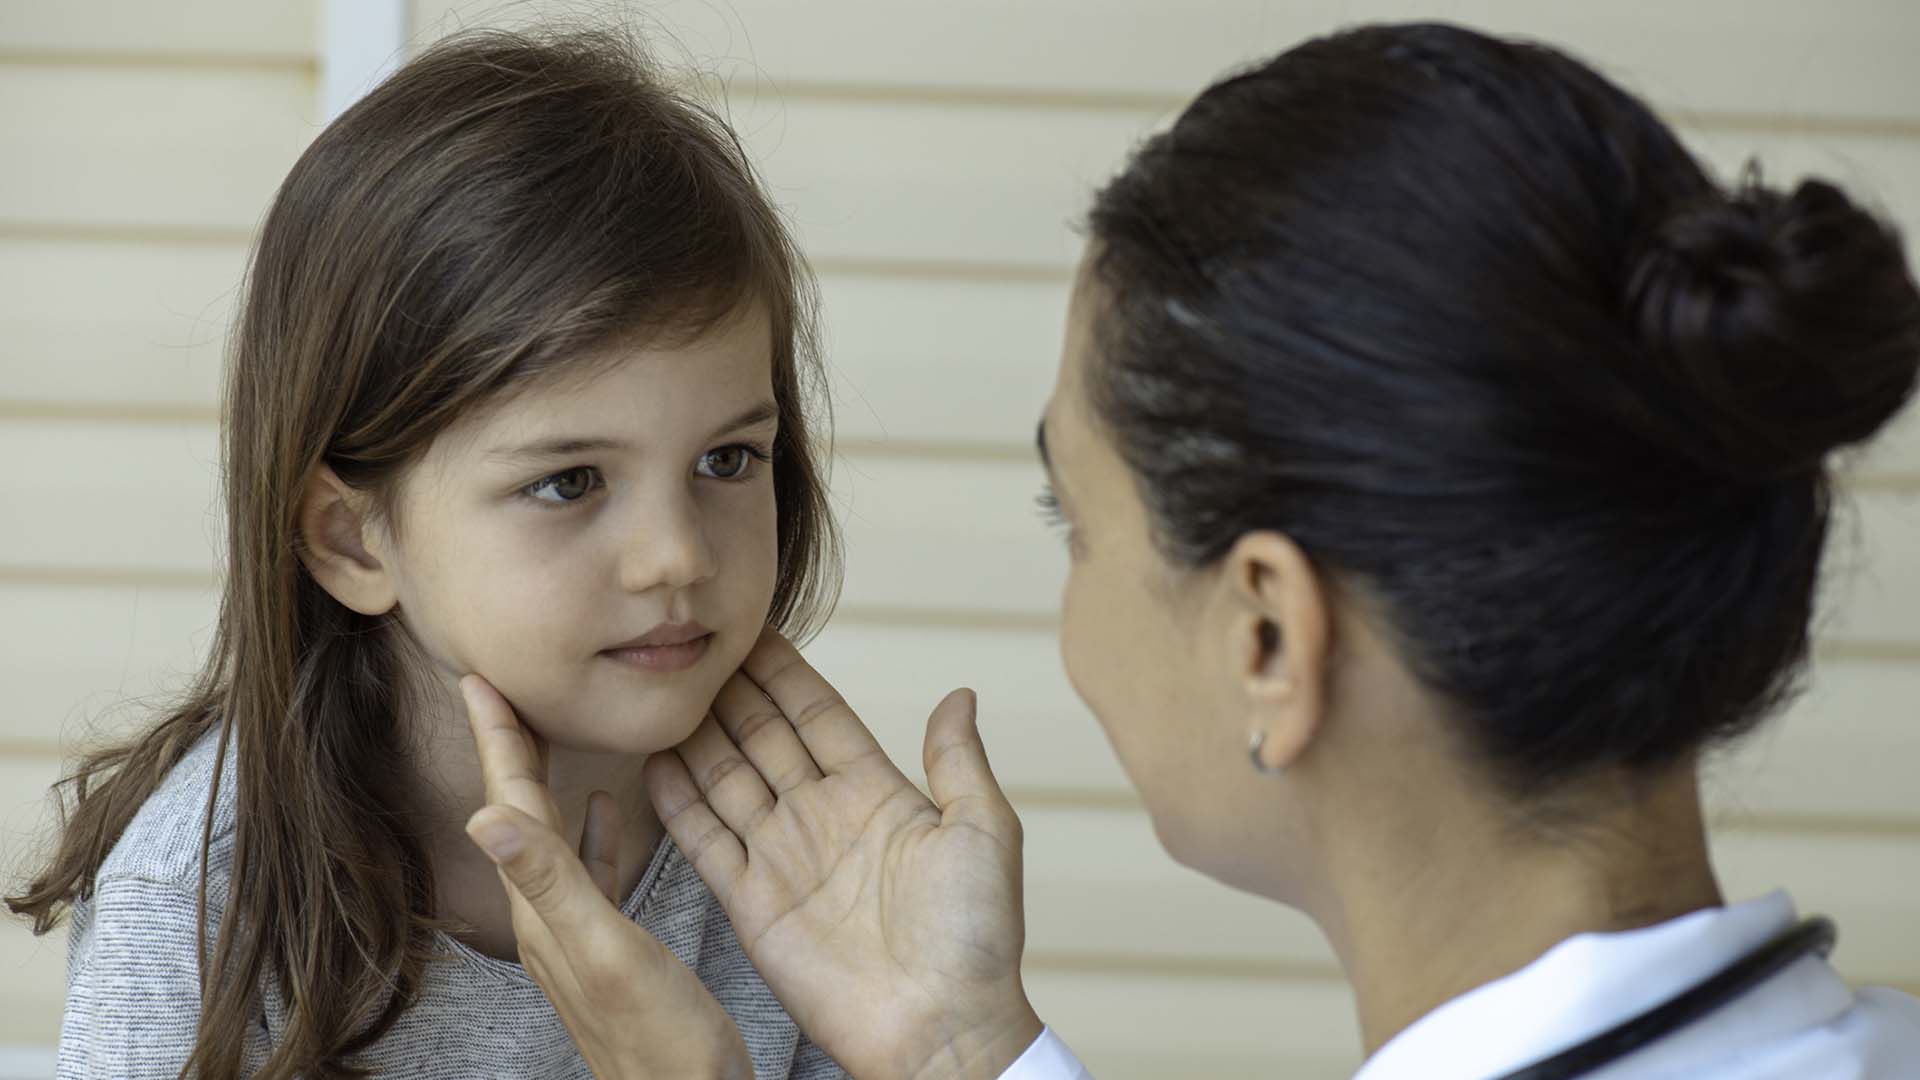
xmin=1307 ymin=730 xmax=1723 ymax=1057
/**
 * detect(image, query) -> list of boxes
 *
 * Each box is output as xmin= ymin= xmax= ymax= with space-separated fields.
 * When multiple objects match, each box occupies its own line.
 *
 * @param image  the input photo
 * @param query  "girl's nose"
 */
xmin=618 ymin=491 xmax=718 ymax=593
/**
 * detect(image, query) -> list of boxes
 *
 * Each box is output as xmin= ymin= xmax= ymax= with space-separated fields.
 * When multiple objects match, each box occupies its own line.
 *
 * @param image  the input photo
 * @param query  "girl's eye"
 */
xmin=697 ymin=444 xmax=769 ymax=480
xmin=523 ymin=466 xmax=601 ymax=504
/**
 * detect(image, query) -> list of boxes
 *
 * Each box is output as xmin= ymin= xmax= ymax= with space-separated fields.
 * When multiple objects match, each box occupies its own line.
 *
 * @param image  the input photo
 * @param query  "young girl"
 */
xmin=5 ymin=28 xmax=846 ymax=1080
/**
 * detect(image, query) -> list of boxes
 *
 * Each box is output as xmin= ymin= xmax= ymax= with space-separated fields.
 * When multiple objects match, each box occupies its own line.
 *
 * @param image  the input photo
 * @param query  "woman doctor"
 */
xmin=457 ymin=22 xmax=1920 ymax=1079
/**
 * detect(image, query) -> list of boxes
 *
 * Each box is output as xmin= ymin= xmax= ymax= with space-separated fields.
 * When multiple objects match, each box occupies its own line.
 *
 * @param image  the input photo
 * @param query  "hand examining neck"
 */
xmin=454 ymin=629 xmax=1045 ymax=1080
xmin=459 ymin=674 xmax=756 ymax=1080
xmin=404 ymin=662 xmax=666 ymax=961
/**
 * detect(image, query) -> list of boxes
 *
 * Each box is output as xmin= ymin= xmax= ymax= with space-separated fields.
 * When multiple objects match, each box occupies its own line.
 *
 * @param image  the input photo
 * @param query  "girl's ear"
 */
xmin=1224 ymin=531 xmax=1332 ymax=773
xmin=297 ymin=466 xmax=398 ymax=616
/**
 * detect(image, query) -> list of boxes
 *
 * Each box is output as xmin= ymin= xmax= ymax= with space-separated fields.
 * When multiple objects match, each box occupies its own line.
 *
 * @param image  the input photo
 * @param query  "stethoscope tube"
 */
xmin=1489 ymin=915 xmax=1838 ymax=1080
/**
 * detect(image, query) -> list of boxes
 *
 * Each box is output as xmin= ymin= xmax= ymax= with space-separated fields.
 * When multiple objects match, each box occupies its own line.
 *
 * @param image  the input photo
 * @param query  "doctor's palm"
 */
xmin=642 ymin=632 xmax=1042 ymax=1080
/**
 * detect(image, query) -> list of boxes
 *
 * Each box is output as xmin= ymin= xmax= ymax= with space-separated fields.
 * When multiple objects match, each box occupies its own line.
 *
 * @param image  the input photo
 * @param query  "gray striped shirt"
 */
xmin=58 ymin=731 xmax=845 ymax=1079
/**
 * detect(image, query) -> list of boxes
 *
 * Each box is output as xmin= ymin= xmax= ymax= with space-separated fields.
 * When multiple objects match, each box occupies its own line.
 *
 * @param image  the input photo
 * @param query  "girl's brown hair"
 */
xmin=7 ymin=28 xmax=839 ymax=1078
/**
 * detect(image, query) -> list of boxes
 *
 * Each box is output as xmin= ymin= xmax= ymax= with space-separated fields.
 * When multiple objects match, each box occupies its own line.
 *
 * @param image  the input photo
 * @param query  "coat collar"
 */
xmin=1353 ymin=892 xmax=1855 ymax=1079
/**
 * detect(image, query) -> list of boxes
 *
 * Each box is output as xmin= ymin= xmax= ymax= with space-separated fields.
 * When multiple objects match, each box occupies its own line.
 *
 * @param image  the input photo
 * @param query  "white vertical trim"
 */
xmin=319 ymin=0 xmax=410 ymax=122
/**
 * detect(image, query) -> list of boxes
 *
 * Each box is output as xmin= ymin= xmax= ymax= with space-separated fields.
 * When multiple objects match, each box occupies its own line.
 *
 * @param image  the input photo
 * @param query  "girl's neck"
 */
xmin=1318 ymin=766 xmax=1724 ymax=1058
xmin=402 ymin=662 xmax=666 ymax=961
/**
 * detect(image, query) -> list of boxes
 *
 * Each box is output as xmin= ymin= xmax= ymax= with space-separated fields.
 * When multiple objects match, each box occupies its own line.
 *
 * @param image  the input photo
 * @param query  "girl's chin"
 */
xmin=529 ymin=710 xmax=709 ymax=757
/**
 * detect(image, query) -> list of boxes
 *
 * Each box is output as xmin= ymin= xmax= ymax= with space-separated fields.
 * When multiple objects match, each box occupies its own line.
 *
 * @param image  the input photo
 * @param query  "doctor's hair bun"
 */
xmin=1625 ymin=174 xmax=1920 ymax=483
xmin=1088 ymin=22 xmax=1920 ymax=794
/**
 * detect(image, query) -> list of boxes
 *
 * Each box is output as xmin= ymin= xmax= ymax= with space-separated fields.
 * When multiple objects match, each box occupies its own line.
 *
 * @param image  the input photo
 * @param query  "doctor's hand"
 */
xmin=459 ymin=675 xmax=754 ymax=1080
xmin=645 ymin=629 xmax=1045 ymax=1080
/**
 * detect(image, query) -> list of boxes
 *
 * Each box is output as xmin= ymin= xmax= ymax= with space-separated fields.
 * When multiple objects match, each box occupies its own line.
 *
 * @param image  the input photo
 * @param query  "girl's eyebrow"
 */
xmin=486 ymin=435 xmax=631 ymax=462
xmin=486 ymin=402 xmax=780 ymax=462
xmin=712 ymin=401 xmax=780 ymax=439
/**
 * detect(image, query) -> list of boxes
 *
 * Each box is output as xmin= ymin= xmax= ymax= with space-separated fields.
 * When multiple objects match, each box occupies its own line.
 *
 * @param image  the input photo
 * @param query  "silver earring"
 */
xmin=1248 ymin=730 xmax=1285 ymax=776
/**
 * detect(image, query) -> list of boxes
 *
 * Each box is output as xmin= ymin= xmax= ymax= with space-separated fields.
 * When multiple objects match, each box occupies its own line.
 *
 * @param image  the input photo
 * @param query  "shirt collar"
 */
xmin=1353 ymin=892 xmax=1805 ymax=1080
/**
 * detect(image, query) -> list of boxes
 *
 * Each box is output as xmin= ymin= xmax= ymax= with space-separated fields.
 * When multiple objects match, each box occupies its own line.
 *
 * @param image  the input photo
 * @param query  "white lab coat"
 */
xmin=1000 ymin=892 xmax=1920 ymax=1079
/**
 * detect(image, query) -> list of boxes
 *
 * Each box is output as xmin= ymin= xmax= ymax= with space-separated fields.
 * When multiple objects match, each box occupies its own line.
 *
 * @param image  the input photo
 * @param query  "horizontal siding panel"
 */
xmin=804 ymin=622 xmax=1112 ymax=795
xmin=2 ymin=754 xmax=65 ymax=885
xmin=817 ymin=272 xmax=1065 ymax=447
xmin=8 ymin=255 xmax=1918 ymax=480
xmin=740 ymin=99 xmax=1920 ymax=272
xmin=1019 ymin=804 xmax=1336 ymax=971
xmin=0 ymin=238 xmax=242 ymax=411
xmin=0 ymin=253 xmax=1067 ymax=449
xmin=1 ymin=581 xmax=220 ymax=750
xmin=0 ymin=65 xmax=313 ymax=231
xmin=0 ymin=920 xmax=64 ymax=1051
xmin=1866 ymin=409 xmax=1920 ymax=479
xmin=9 ymin=93 xmax=1917 ymax=475
xmin=0 ymin=0 xmax=314 ymax=59
xmin=11 ymin=64 xmax=1914 ymax=270
xmin=11 ymin=264 xmax=1920 ymax=482
xmin=1823 ymin=488 xmax=1920 ymax=644
xmin=1022 ymin=967 xmax=1360 ymax=1079
xmin=413 ymin=0 xmax=1920 ymax=122
xmin=829 ymin=456 xmax=1066 ymax=614
xmin=3 ymin=419 xmax=1913 ymax=635
xmin=1 ymin=751 xmax=67 ymax=1061
xmin=733 ymin=96 xmax=1155 ymax=269
xmin=1 ymin=754 xmax=69 ymax=1050
xmin=1708 ymin=654 xmax=1920 ymax=824
xmin=10 ymin=123 xmax=1917 ymax=469
xmin=821 ymin=261 xmax=1920 ymax=474
xmin=1713 ymin=827 xmax=1920 ymax=986
xmin=810 ymin=622 xmax=1920 ymax=826
xmin=1687 ymin=126 xmax=1920 ymax=218
xmin=1011 ymin=801 xmax=1920 ymax=985
xmin=0 ymin=419 xmax=225 ymax=574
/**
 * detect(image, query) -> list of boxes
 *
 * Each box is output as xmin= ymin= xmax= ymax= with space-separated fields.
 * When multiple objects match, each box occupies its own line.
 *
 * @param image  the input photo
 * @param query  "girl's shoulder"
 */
xmin=93 ymin=727 xmax=239 ymax=891
xmin=59 ymin=730 xmax=259 ymax=1077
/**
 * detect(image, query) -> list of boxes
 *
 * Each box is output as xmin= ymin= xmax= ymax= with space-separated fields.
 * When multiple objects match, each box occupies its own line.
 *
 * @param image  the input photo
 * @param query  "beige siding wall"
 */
xmin=3 ymin=2 xmax=1917 ymax=1076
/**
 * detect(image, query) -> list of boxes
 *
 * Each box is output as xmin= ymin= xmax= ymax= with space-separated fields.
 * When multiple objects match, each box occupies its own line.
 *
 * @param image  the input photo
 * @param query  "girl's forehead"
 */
xmin=437 ymin=308 xmax=778 ymax=456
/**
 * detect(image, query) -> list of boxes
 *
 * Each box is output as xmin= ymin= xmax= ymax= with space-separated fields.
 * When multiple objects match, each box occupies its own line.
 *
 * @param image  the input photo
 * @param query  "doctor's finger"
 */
xmin=466 ymin=803 xmax=648 ymax=970
xmin=675 ymin=714 xmax=778 ymax=839
xmin=711 ymin=670 xmax=822 ymax=794
xmin=578 ymin=790 xmax=622 ymax=903
xmin=739 ymin=629 xmax=885 ymax=773
xmin=644 ymin=751 xmax=748 ymax=908
xmin=462 ymin=674 xmax=561 ymax=828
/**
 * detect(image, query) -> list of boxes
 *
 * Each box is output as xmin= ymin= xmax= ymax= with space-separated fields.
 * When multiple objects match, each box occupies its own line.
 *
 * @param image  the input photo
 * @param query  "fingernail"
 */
xmin=468 ymin=817 xmax=521 ymax=860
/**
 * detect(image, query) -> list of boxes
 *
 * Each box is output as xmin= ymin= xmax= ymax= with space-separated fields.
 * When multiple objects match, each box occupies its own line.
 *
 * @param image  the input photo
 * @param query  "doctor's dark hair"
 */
xmin=1086 ymin=23 xmax=1920 ymax=796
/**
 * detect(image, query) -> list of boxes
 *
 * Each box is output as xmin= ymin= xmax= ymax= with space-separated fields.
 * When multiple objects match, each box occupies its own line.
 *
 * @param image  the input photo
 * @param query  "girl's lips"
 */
xmin=601 ymin=633 xmax=713 ymax=673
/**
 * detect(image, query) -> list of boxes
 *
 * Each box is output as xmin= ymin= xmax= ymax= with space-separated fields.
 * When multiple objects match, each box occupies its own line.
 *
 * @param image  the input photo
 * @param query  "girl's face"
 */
xmin=378 ymin=306 xmax=782 ymax=753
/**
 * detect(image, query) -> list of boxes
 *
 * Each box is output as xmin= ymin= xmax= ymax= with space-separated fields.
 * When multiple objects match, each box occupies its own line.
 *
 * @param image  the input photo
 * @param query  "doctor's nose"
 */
xmin=617 ymin=494 xmax=718 ymax=593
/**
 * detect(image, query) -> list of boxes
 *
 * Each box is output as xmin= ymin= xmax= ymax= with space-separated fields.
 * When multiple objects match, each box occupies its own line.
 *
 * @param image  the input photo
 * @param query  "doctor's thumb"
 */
xmin=923 ymin=689 xmax=1018 ymax=830
xmin=468 ymin=803 xmax=615 ymax=945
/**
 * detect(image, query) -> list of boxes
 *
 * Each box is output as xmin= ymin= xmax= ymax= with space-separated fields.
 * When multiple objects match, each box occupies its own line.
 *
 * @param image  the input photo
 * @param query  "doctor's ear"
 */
xmin=296 ymin=465 xmax=398 ymax=616
xmin=1224 ymin=531 xmax=1331 ymax=773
